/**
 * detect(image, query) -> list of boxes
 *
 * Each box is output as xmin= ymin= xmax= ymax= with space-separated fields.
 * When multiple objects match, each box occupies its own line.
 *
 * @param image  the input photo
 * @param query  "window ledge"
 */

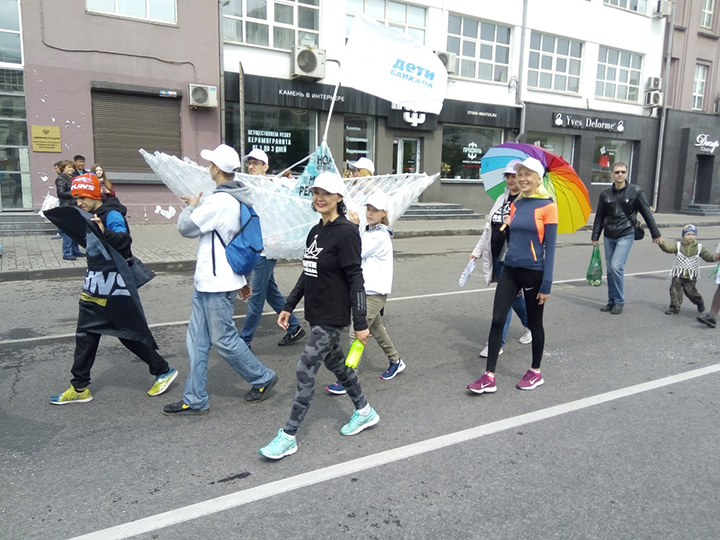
xmin=698 ymin=31 xmax=720 ymax=40
xmin=86 ymin=10 xmax=177 ymax=27
xmin=527 ymin=87 xmax=582 ymax=98
xmin=593 ymin=95 xmax=641 ymax=106
xmin=108 ymin=172 xmax=162 ymax=184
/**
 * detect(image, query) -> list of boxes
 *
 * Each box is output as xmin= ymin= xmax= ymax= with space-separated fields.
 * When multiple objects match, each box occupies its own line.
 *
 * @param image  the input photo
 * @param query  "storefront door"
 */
xmin=392 ymin=138 xmax=421 ymax=174
xmin=693 ymin=154 xmax=714 ymax=204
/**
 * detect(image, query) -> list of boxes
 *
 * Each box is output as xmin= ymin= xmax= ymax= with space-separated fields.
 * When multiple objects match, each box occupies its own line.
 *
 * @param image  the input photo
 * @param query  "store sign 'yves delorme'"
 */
xmin=553 ymin=112 xmax=625 ymax=133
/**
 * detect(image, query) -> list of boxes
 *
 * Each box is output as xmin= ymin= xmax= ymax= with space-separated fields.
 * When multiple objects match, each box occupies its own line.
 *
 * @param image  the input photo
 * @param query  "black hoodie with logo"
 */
xmin=285 ymin=214 xmax=368 ymax=331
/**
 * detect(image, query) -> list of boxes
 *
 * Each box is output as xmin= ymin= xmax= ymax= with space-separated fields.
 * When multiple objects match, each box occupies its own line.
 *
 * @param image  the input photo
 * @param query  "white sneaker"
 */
xmin=479 ymin=344 xmax=503 ymax=358
xmin=519 ymin=328 xmax=532 ymax=344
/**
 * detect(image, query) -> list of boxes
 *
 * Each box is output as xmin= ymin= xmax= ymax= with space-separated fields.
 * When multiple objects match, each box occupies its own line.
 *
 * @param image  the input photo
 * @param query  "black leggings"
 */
xmin=486 ymin=265 xmax=546 ymax=373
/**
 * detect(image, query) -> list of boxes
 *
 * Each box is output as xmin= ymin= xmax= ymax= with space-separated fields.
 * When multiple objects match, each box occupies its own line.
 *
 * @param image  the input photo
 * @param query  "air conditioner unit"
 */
xmin=291 ymin=46 xmax=326 ymax=80
xmin=644 ymin=89 xmax=663 ymax=108
xmin=435 ymin=50 xmax=457 ymax=75
xmin=646 ymin=77 xmax=662 ymax=91
xmin=654 ymin=0 xmax=672 ymax=17
xmin=188 ymin=84 xmax=218 ymax=108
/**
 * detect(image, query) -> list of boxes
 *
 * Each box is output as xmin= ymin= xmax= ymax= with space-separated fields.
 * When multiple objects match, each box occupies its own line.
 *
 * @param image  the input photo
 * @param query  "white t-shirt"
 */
xmin=190 ymin=192 xmax=247 ymax=293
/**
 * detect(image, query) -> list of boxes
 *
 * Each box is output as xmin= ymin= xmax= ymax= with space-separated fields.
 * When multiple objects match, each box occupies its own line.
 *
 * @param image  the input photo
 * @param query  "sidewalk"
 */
xmin=2 ymin=213 xmax=719 ymax=282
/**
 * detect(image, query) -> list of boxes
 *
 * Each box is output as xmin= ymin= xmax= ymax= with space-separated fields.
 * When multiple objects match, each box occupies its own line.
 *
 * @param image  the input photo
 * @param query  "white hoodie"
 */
xmin=361 ymin=224 xmax=393 ymax=295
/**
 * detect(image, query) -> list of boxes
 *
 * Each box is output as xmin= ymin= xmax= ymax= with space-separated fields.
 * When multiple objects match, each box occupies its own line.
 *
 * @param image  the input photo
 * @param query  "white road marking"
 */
xmin=0 ymin=266 xmax=705 ymax=346
xmin=67 ymin=362 xmax=720 ymax=540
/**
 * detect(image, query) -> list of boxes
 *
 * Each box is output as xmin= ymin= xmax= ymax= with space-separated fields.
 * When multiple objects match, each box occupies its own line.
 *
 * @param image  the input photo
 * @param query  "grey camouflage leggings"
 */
xmin=284 ymin=325 xmax=368 ymax=436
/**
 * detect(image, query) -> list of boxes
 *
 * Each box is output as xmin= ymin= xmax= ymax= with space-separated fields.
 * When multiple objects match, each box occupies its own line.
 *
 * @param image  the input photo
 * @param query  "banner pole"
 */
xmin=321 ymin=60 xmax=342 ymax=143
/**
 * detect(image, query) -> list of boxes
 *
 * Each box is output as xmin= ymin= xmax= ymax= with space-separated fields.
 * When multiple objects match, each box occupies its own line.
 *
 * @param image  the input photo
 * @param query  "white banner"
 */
xmin=341 ymin=14 xmax=448 ymax=115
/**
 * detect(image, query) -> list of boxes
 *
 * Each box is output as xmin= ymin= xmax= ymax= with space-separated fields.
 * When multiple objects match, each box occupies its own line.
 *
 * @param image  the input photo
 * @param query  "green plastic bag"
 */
xmin=586 ymin=245 xmax=603 ymax=287
xmin=710 ymin=261 xmax=720 ymax=279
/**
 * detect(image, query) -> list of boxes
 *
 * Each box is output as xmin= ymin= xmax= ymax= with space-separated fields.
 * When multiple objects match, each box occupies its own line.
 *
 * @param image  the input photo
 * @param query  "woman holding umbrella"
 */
xmin=468 ymin=157 xmax=558 ymax=394
xmin=470 ymin=160 xmax=532 ymax=356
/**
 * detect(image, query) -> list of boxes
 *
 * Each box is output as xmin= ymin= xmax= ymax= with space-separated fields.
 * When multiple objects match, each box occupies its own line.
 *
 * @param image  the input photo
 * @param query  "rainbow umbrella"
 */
xmin=480 ymin=142 xmax=591 ymax=234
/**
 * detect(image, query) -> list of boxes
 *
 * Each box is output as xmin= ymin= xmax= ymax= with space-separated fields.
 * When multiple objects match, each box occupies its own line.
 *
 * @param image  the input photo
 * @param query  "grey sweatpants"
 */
xmin=284 ymin=325 xmax=368 ymax=436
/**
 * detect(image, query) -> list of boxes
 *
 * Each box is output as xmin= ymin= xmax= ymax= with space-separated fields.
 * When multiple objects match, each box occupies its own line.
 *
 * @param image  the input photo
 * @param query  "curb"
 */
xmin=2 ymin=220 xmax=720 ymax=283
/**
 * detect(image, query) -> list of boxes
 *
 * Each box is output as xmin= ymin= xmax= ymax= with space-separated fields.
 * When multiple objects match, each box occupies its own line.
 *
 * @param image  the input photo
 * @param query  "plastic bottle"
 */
xmin=345 ymin=339 xmax=364 ymax=369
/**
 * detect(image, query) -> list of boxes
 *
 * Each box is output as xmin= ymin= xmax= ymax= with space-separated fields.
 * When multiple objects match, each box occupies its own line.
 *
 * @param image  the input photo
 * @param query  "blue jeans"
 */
xmin=493 ymin=258 xmax=529 ymax=347
xmin=61 ymin=231 xmax=81 ymax=258
xmin=184 ymin=289 xmax=276 ymax=410
xmin=240 ymin=256 xmax=300 ymax=344
xmin=603 ymin=233 xmax=635 ymax=305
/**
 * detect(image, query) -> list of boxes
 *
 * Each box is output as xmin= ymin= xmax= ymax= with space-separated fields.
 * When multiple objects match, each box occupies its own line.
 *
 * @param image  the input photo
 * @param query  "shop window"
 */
xmin=446 ymin=14 xmax=510 ymax=83
xmin=441 ymin=125 xmax=502 ymax=181
xmin=702 ymin=0 xmax=714 ymax=28
xmin=226 ymin=104 xmax=316 ymax=175
xmin=603 ymin=0 xmax=648 ymax=14
xmin=86 ymin=0 xmax=177 ymax=24
xmin=592 ymin=137 xmax=633 ymax=184
xmin=526 ymin=132 xmax=574 ymax=164
xmin=0 ymin=0 xmax=21 ymax=65
xmin=343 ymin=115 xmax=375 ymax=169
xmin=91 ymin=90 xmax=182 ymax=172
xmin=693 ymin=64 xmax=708 ymax=111
xmin=223 ymin=0 xmax=320 ymax=49
xmin=528 ymin=32 xmax=581 ymax=93
xmin=0 ymin=62 xmax=30 ymax=212
xmin=595 ymin=46 xmax=642 ymax=102
xmin=346 ymin=0 xmax=426 ymax=44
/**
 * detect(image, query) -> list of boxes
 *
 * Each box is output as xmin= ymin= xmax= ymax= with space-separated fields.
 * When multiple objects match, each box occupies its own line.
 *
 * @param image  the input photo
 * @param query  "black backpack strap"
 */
xmin=211 ymin=230 xmax=227 ymax=277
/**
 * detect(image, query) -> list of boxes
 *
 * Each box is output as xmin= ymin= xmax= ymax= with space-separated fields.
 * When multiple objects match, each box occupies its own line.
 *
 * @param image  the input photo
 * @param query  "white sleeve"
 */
xmin=190 ymin=194 xmax=224 ymax=234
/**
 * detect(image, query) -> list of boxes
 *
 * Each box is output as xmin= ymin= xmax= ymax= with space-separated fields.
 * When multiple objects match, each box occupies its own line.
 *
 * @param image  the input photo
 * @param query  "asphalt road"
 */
xmin=2 ymin=230 xmax=720 ymax=540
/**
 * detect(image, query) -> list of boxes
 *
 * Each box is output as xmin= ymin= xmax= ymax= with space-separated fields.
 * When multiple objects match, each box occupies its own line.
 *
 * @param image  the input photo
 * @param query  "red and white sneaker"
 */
xmin=517 ymin=369 xmax=544 ymax=390
xmin=467 ymin=373 xmax=496 ymax=394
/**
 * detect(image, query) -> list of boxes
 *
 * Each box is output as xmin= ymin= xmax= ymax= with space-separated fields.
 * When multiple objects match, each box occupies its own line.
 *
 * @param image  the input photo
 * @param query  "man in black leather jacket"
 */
xmin=591 ymin=162 xmax=663 ymax=314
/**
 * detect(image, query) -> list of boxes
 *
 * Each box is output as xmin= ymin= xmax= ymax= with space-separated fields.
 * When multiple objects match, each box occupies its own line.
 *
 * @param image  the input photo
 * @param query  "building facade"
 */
xmin=6 ymin=0 xmax=221 ymax=221
xmin=656 ymin=0 xmax=720 ymax=211
xmin=2 ymin=1 xmax=688 ymax=220
xmin=221 ymin=0 xmax=668 ymax=214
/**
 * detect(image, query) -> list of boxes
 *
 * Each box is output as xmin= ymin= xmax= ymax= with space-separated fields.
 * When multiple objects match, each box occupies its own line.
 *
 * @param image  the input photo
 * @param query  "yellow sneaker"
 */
xmin=147 ymin=367 xmax=178 ymax=397
xmin=50 ymin=386 xmax=93 ymax=405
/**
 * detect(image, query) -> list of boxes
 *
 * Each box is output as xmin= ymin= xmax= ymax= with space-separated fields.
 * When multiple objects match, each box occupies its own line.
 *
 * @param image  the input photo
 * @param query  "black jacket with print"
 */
xmin=285 ymin=214 xmax=368 ymax=331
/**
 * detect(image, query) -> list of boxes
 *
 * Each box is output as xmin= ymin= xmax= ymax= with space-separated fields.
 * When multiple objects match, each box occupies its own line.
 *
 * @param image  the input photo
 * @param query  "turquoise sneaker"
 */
xmin=147 ymin=367 xmax=178 ymax=397
xmin=340 ymin=407 xmax=379 ymax=436
xmin=50 ymin=387 xmax=93 ymax=405
xmin=259 ymin=429 xmax=297 ymax=460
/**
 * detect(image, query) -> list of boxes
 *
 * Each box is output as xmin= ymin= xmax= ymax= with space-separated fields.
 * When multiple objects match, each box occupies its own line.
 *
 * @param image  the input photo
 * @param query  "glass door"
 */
xmin=392 ymin=138 xmax=421 ymax=174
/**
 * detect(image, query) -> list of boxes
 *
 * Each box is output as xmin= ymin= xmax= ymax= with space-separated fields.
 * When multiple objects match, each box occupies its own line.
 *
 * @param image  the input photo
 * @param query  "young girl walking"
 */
xmin=326 ymin=191 xmax=405 ymax=395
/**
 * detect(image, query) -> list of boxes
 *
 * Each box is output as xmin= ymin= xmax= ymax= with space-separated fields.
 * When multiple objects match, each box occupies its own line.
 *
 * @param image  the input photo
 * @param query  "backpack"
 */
xmin=212 ymin=202 xmax=263 ymax=276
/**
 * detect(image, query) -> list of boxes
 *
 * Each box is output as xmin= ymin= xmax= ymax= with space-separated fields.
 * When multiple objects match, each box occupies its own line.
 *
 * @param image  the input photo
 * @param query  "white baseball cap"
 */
xmin=312 ymin=171 xmax=346 ymax=196
xmin=244 ymin=148 xmax=269 ymax=165
xmin=513 ymin=156 xmax=545 ymax=178
xmin=503 ymin=159 xmax=523 ymax=175
xmin=349 ymin=157 xmax=375 ymax=174
xmin=366 ymin=191 xmax=388 ymax=211
xmin=200 ymin=144 xmax=241 ymax=173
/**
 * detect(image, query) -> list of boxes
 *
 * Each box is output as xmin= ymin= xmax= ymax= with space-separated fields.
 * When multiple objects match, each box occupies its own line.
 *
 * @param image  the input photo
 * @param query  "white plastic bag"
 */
xmin=459 ymin=259 xmax=476 ymax=287
xmin=39 ymin=192 xmax=59 ymax=219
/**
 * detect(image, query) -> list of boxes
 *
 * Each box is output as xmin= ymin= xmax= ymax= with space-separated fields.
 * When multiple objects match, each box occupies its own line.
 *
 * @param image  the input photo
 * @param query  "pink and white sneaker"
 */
xmin=517 ymin=369 xmax=544 ymax=390
xmin=467 ymin=373 xmax=496 ymax=394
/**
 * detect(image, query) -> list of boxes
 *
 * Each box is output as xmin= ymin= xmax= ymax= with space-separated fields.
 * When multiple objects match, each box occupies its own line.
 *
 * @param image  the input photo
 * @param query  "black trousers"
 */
xmin=70 ymin=331 xmax=168 ymax=389
xmin=486 ymin=265 xmax=546 ymax=373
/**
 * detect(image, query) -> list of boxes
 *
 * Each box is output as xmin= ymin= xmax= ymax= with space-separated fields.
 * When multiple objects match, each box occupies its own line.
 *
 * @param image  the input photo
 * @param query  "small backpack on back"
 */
xmin=212 ymin=202 xmax=263 ymax=276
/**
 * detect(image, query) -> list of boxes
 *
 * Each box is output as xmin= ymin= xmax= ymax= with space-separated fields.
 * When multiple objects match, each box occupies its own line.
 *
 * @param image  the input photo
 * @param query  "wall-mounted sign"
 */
xmin=386 ymin=104 xmax=438 ymax=131
xmin=31 ymin=125 xmax=62 ymax=152
xmin=694 ymin=133 xmax=719 ymax=153
xmin=553 ymin=112 xmax=625 ymax=133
